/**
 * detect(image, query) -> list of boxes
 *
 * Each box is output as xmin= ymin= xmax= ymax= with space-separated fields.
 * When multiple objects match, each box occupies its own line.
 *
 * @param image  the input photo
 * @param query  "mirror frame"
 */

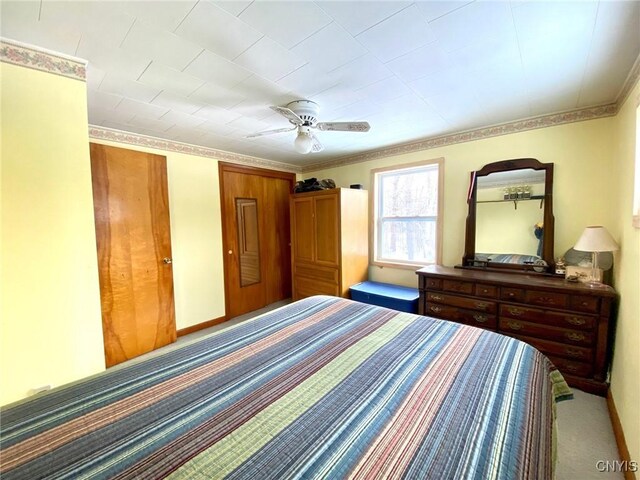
xmin=462 ymin=158 xmax=555 ymax=273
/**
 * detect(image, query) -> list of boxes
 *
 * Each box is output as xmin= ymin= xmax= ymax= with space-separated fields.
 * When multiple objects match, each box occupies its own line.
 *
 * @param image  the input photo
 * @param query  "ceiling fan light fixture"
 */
xmin=294 ymin=130 xmax=313 ymax=154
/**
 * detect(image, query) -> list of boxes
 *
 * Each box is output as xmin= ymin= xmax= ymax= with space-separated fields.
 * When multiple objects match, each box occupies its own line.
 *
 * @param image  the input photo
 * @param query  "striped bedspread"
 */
xmin=0 ymin=296 xmax=570 ymax=479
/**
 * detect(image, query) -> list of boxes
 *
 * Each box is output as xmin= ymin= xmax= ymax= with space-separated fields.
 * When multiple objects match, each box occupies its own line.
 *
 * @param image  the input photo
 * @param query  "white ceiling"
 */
xmin=2 ymin=0 xmax=639 ymax=168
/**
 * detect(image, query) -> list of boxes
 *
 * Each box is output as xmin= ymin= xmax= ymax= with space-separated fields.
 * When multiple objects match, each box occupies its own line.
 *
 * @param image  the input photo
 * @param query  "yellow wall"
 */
xmin=611 ymin=79 xmax=640 ymax=464
xmin=307 ymin=118 xmax=615 ymax=287
xmin=92 ymin=139 xmax=226 ymax=330
xmin=0 ymin=62 xmax=105 ymax=405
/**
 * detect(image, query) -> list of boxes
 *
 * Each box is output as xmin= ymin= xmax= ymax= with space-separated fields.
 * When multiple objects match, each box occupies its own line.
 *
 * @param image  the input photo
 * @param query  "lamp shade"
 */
xmin=574 ymin=226 xmax=619 ymax=252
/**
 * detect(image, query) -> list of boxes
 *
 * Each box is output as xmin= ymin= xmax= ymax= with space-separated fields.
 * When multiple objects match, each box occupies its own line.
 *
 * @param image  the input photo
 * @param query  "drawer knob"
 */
xmin=475 ymin=302 xmax=489 ymax=310
xmin=564 ymin=364 xmax=579 ymax=373
xmin=431 ymin=295 xmax=444 ymax=301
xmin=473 ymin=314 xmax=488 ymax=323
xmin=508 ymin=307 xmax=524 ymax=316
xmin=507 ymin=321 xmax=523 ymax=330
xmin=567 ymin=317 xmax=586 ymax=326
xmin=507 ymin=292 xmax=516 ymax=297
xmin=565 ymin=348 xmax=584 ymax=358
xmin=565 ymin=332 xmax=586 ymax=342
xmin=430 ymin=306 xmax=442 ymax=313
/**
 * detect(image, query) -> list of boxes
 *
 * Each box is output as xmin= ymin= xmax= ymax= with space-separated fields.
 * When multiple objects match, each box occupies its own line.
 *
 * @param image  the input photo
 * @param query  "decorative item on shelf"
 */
xmin=555 ymin=257 xmax=566 ymax=275
xmin=565 ymin=265 xmax=602 ymax=283
xmin=573 ymin=226 xmax=619 ymax=286
xmin=516 ymin=185 xmax=524 ymax=199
xmin=503 ymin=188 xmax=510 ymax=200
xmin=523 ymin=185 xmax=532 ymax=199
xmin=509 ymin=187 xmax=517 ymax=199
xmin=532 ymin=259 xmax=548 ymax=273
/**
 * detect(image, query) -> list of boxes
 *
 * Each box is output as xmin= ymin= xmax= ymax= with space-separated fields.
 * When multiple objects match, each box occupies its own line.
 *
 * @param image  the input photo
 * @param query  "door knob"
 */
xmin=228 ymin=250 xmax=233 ymax=255
xmin=163 ymin=257 xmax=172 ymax=264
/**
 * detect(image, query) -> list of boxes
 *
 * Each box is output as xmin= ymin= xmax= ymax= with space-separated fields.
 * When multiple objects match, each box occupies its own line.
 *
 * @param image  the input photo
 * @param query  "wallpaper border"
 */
xmin=0 ymin=38 xmax=86 ymax=82
xmin=88 ymin=126 xmax=301 ymax=173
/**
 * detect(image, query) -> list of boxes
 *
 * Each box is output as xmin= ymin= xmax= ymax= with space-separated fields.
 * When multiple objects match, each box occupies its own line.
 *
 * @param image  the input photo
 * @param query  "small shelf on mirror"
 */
xmin=477 ymin=195 xmax=544 ymax=210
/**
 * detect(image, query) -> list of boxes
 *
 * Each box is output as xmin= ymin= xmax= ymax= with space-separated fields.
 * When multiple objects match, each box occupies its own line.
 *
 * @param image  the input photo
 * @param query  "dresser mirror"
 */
xmin=463 ymin=158 xmax=555 ymax=272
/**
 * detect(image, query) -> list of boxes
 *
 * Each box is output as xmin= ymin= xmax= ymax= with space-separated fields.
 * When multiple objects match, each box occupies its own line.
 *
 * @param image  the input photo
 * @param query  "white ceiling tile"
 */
xmin=408 ymin=66 xmax=474 ymax=100
xmin=151 ymin=91 xmax=205 ymax=115
xmin=528 ymin=86 xmax=581 ymax=116
xmin=416 ymin=1 xmax=473 ymax=22
xmin=316 ymin=1 xmax=412 ymax=36
xmin=160 ymin=111 xmax=208 ymax=129
xmin=212 ymin=1 xmax=252 ymax=17
xmin=313 ymin=84 xmax=364 ymax=112
xmin=356 ymin=4 xmax=435 ymax=63
xmin=86 ymin=64 xmax=107 ymax=90
xmin=226 ymin=116 xmax=271 ymax=133
xmin=174 ymin=1 xmax=263 ymax=61
xmin=138 ymin=62 xmax=205 ymax=97
xmin=322 ymin=99 xmax=384 ymax=122
xmin=230 ymin=75 xmax=294 ymax=105
xmin=40 ymin=1 xmax=135 ymax=49
xmin=99 ymin=74 xmax=162 ymax=103
xmin=190 ymin=82 xmax=246 ymax=109
xmin=128 ymin=115 xmax=175 ymax=132
xmin=329 ymin=54 xmax=394 ymax=90
xmin=88 ymin=106 xmax=135 ymax=125
xmin=195 ymin=121 xmax=239 ymax=136
xmin=386 ymin=43 xmax=452 ymax=83
xmin=118 ymin=1 xmax=198 ymax=32
xmin=193 ymin=104 xmax=243 ymax=124
xmin=428 ymin=1 xmax=514 ymax=53
xmin=120 ymin=20 xmax=202 ymax=71
xmin=292 ymin=22 xmax=368 ymax=72
xmin=77 ymin=38 xmax=151 ymax=81
xmin=233 ymin=36 xmax=306 ymax=82
xmin=277 ymin=63 xmax=339 ymax=98
xmin=238 ymin=2 xmax=332 ymax=49
xmin=229 ymin=100 xmax=283 ymax=122
xmin=183 ymin=49 xmax=252 ymax=89
xmin=87 ymin=88 xmax=124 ymax=110
xmin=448 ymin=31 xmax=521 ymax=73
xmin=357 ymin=76 xmax=412 ymax=104
xmin=115 ymin=97 xmax=170 ymax=120
xmin=1 ymin=1 xmax=81 ymax=55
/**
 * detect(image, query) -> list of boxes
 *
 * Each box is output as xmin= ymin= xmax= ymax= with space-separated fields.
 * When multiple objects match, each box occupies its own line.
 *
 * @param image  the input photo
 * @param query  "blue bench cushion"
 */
xmin=349 ymin=281 xmax=419 ymax=313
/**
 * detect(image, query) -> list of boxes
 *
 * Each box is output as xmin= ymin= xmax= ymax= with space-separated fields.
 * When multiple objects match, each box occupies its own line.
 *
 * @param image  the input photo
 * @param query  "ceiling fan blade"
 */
xmin=245 ymin=126 xmax=297 ymax=139
xmin=270 ymin=106 xmax=303 ymax=125
xmin=310 ymin=134 xmax=324 ymax=153
xmin=315 ymin=121 xmax=370 ymax=132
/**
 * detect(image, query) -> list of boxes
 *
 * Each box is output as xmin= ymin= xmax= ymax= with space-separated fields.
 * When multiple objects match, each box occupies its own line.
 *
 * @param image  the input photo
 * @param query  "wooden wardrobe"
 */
xmin=290 ymin=188 xmax=369 ymax=300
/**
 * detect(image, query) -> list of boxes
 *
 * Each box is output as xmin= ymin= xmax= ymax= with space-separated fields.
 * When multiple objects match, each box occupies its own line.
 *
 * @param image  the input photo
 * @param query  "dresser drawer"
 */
xmin=525 ymin=289 xmax=568 ymax=308
xmin=422 ymin=277 xmax=442 ymax=290
xmin=427 ymin=292 xmax=497 ymax=314
xmin=475 ymin=284 xmax=498 ymax=298
xmin=570 ymin=295 xmax=600 ymax=313
xmin=425 ymin=303 xmax=497 ymax=329
xmin=294 ymin=277 xmax=339 ymax=299
xmin=501 ymin=304 xmax=596 ymax=331
xmin=501 ymin=287 xmax=525 ymax=302
xmin=442 ymin=280 xmax=474 ymax=294
xmin=294 ymin=263 xmax=338 ymax=284
xmin=547 ymin=355 xmax=594 ymax=378
xmin=507 ymin=333 xmax=594 ymax=363
xmin=499 ymin=319 xmax=594 ymax=346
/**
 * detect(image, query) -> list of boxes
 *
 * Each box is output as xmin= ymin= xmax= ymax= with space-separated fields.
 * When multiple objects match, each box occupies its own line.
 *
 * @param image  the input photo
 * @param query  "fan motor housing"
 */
xmin=287 ymin=100 xmax=319 ymax=126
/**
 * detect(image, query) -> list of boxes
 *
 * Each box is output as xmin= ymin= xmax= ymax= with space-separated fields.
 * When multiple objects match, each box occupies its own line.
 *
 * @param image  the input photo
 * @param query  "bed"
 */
xmin=475 ymin=253 xmax=541 ymax=265
xmin=0 ymin=296 xmax=570 ymax=479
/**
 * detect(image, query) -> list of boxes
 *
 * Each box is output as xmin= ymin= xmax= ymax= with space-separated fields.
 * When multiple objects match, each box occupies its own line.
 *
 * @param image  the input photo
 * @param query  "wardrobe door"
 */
xmin=291 ymin=197 xmax=315 ymax=263
xmin=314 ymin=194 xmax=340 ymax=267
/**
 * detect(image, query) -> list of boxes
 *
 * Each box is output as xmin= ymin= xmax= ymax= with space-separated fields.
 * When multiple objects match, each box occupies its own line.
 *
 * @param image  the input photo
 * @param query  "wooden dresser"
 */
xmin=290 ymin=188 xmax=368 ymax=300
xmin=416 ymin=265 xmax=616 ymax=395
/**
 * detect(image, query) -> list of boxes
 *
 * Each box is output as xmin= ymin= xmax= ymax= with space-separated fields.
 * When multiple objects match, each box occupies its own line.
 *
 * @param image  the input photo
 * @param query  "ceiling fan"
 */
xmin=245 ymin=100 xmax=370 ymax=154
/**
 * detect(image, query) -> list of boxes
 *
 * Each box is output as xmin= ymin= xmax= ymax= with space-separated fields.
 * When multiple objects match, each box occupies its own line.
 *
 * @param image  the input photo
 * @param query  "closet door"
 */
xmin=90 ymin=143 xmax=176 ymax=367
xmin=219 ymin=163 xmax=295 ymax=319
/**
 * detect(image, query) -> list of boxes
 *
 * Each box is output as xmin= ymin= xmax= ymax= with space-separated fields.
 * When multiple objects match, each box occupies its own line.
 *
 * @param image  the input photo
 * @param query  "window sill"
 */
xmin=372 ymin=260 xmax=436 ymax=271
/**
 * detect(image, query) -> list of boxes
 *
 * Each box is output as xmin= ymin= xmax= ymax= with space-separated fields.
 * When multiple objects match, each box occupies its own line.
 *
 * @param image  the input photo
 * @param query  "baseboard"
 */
xmin=607 ymin=389 xmax=637 ymax=480
xmin=177 ymin=315 xmax=227 ymax=337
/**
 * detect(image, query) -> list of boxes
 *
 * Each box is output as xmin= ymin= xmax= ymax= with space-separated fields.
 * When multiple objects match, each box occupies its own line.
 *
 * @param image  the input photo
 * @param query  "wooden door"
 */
xmin=90 ymin=143 xmax=176 ymax=368
xmin=219 ymin=163 xmax=294 ymax=319
xmin=314 ymin=194 xmax=340 ymax=267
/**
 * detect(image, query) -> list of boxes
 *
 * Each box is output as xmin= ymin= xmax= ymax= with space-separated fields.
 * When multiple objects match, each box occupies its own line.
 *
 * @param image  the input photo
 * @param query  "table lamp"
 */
xmin=573 ymin=226 xmax=619 ymax=286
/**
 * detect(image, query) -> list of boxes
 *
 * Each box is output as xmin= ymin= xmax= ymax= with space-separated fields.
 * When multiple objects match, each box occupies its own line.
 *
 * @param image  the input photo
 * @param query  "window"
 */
xmin=372 ymin=159 xmax=443 ymax=268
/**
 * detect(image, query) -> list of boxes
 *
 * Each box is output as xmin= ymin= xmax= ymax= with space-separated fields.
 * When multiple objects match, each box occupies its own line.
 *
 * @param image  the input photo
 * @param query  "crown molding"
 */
xmin=301 ymin=104 xmax=618 ymax=172
xmin=0 ymin=37 xmax=86 ymax=81
xmin=89 ymin=126 xmax=301 ymax=174
xmin=617 ymin=53 xmax=640 ymax=108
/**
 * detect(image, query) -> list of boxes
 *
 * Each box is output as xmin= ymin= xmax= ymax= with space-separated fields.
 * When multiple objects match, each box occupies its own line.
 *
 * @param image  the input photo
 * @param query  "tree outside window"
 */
xmin=372 ymin=159 xmax=443 ymax=268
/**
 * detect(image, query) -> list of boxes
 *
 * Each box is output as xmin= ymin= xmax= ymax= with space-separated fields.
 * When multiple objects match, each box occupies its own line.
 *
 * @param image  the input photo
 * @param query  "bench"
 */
xmin=349 ymin=281 xmax=419 ymax=314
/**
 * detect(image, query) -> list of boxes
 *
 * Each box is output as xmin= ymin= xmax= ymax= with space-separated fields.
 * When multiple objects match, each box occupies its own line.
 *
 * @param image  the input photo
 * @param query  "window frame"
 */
xmin=370 ymin=158 xmax=444 ymax=270
xmin=633 ymin=98 xmax=640 ymax=229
